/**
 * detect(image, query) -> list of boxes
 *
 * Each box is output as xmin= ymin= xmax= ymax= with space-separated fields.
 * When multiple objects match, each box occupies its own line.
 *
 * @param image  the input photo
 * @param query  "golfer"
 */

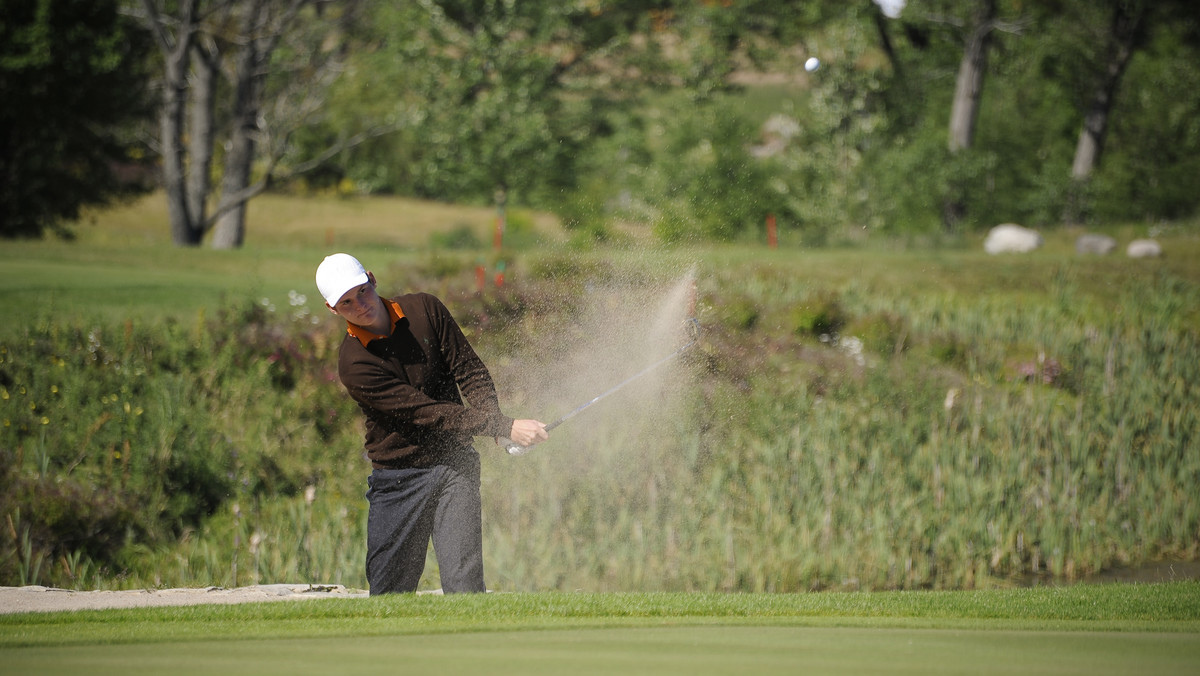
xmin=316 ymin=253 xmax=548 ymax=594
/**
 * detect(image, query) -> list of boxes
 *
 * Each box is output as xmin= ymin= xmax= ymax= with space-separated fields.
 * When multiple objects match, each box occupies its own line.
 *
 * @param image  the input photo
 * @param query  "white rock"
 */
xmin=1075 ymin=233 xmax=1116 ymax=255
xmin=984 ymin=224 xmax=1043 ymax=254
xmin=1126 ymin=239 xmax=1162 ymax=258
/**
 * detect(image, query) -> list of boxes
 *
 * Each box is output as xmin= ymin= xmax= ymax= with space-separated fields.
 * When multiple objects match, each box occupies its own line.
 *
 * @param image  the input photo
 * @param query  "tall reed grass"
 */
xmin=475 ymin=256 xmax=1199 ymax=591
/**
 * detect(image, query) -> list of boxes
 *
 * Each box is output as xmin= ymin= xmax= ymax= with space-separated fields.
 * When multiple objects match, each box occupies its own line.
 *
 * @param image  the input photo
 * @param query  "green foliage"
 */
xmin=317 ymin=0 xmax=644 ymax=206
xmin=552 ymin=175 xmax=619 ymax=243
xmin=788 ymin=291 xmax=848 ymax=337
xmin=273 ymin=0 xmax=1200 ymax=244
xmin=526 ymin=254 xmax=614 ymax=284
xmin=844 ymin=311 xmax=908 ymax=356
xmin=117 ymin=489 xmax=367 ymax=591
xmin=1089 ymin=25 xmax=1200 ymax=222
xmin=925 ymin=330 xmax=972 ymax=370
xmin=717 ymin=296 xmax=761 ymax=332
xmin=412 ymin=250 xmax=477 ymax=280
xmin=652 ymin=100 xmax=788 ymax=242
xmin=0 ymin=0 xmax=154 ymax=238
xmin=499 ymin=208 xmax=540 ymax=249
xmin=429 ymin=224 xmax=483 ymax=250
xmin=565 ymin=90 xmax=811 ymax=245
xmin=475 ymin=254 xmax=1200 ymax=592
xmin=874 ymin=0 xmax=1200 ymax=229
xmin=0 ymin=298 xmax=359 ymax=586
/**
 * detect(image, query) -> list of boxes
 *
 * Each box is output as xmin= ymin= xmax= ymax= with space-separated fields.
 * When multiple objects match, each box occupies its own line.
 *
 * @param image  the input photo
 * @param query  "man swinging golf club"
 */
xmin=316 ymin=253 xmax=548 ymax=594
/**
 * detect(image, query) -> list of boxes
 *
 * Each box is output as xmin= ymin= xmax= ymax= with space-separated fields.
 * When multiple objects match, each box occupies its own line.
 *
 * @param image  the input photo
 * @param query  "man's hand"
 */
xmin=508 ymin=419 xmax=549 ymax=448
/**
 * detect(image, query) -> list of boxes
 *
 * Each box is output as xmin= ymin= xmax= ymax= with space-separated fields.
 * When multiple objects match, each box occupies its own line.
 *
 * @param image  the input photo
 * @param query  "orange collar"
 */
xmin=346 ymin=298 xmax=406 ymax=347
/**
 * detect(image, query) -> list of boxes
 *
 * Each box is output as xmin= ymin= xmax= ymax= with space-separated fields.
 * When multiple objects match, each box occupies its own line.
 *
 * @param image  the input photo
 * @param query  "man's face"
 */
xmin=328 ymin=276 xmax=383 ymax=327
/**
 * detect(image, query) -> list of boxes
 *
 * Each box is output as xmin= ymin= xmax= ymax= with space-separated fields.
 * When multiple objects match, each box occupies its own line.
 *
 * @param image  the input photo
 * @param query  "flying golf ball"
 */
xmin=805 ymin=57 xmax=820 ymax=72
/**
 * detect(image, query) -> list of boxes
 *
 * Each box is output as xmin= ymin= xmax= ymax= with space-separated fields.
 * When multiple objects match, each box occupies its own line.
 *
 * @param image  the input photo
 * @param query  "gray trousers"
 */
xmin=364 ymin=450 xmax=486 ymax=595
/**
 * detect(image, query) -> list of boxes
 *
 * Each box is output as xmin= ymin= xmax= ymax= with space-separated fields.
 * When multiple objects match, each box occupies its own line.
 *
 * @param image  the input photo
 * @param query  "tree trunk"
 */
xmin=209 ymin=134 xmax=254 ymax=251
xmin=871 ymin=1 xmax=903 ymax=80
xmin=943 ymin=0 xmax=997 ymax=228
xmin=211 ymin=2 xmax=268 ymax=250
xmin=1064 ymin=1 xmax=1144 ymax=224
xmin=1070 ymin=2 xmax=1142 ymax=182
xmin=161 ymin=51 xmax=198 ymax=246
xmin=210 ymin=99 xmax=257 ymax=250
xmin=144 ymin=0 xmax=354 ymax=248
xmin=948 ymin=0 xmax=996 ymax=152
xmin=185 ymin=43 xmax=219 ymax=231
xmin=147 ymin=0 xmax=203 ymax=246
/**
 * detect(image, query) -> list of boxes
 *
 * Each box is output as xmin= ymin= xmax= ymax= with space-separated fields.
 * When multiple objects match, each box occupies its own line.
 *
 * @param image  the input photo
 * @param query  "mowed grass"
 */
xmin=2 ymin=583 xmax=1199 ymax=675
xmin=8 ymin=192 xmax=1198 ymax=329
xmin=71 ymin=191 xmax=564 ymax=250
xmin=4 ymin=627 xmax=1198 ymax=676
xmin=0 ymin=192 xmax=531 ymax=325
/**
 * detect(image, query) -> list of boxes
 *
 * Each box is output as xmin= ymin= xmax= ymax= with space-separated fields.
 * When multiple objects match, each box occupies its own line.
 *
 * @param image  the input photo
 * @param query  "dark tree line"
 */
xmin=0 ymin=0 xmax=154 ymax=239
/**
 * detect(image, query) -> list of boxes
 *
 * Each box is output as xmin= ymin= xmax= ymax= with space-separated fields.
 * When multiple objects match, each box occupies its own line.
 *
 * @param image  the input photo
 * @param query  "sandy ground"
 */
xmin=0 ymin=584 xmax=374 ymax=615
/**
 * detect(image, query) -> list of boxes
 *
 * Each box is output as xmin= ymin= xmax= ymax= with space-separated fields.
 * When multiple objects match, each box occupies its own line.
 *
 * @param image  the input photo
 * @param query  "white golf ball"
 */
xmin=805 ymin=57 xmax=820 ymax=72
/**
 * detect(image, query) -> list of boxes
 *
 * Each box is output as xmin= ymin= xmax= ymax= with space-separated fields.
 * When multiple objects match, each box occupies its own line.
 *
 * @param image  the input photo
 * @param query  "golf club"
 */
xmin=503 ymin=317 xmax=700 ymax=455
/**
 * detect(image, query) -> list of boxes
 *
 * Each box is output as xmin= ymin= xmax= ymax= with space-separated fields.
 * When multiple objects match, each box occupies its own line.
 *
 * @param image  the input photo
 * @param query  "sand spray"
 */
xmin=498 ymin=265 xmax=699 ymax=463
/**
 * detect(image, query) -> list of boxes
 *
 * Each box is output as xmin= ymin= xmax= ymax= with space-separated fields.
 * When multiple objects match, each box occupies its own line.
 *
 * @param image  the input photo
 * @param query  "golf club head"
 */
xmin=501 ymin=438 xmax=529 ymax=456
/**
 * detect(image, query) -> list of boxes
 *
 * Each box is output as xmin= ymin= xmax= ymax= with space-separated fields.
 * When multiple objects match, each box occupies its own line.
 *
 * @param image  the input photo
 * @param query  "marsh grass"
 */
xmin=473 ymin=249 xmax=1200 ymax=592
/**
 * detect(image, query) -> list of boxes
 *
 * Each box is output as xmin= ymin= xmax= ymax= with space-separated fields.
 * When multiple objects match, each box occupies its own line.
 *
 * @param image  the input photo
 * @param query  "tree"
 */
xmin=946 ymin=0 xmax=996 ymax=153
xmin=856 ymin=0 xmax=1052 ymax=231
xmin=139 ymin=0 xmax=201 ymax=246
xmin=941 ymin=0 xmax=998 ymax=227
xmin=0 ymin=0 xmax=154 ymax=239
xmin=137 ymin=0 xmax=372 ymax=248
xmin=210 ymin=0 xmax=369 ymax=248
xmin=1068 ymin=0 xmax=1142 ymax=184
xmin=1063 ymin=0 xmax=1200 ymax=223
xmin=321 ymin=1 xmax=670 ymax=213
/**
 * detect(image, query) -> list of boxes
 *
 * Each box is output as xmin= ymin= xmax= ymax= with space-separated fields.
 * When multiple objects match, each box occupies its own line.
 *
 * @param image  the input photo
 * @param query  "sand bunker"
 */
xmin=0 ymin=584 xmax=372 ymax=614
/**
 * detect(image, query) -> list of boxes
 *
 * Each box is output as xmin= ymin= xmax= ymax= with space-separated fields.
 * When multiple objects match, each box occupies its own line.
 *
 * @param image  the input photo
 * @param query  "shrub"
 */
xmin=925 ymin=331 xmax=971 ymax=370
xmin=844 ymin=311 xmax=909 ymax=356
xmin=0 ymin=298 xmax=360 ymax=587
xmin=715 ymin=296 xmax=760 ymax=332
xmin=429 ymin=224 xmax=483 ymax=250
xmin=788 ymin=292 xmax=847 ymax=337
xmin=0 ymin=466 xmax=142 ymax=581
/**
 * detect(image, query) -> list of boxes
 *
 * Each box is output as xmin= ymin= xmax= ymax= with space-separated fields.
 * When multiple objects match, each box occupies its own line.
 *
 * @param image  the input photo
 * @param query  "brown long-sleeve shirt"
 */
xmin=337 ymin=292 xmax=513 ymax=469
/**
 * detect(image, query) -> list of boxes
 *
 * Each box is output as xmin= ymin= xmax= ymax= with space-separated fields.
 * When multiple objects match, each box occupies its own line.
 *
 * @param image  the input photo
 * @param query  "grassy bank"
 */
xmin=1 ymin=193 xmax=1198 ymax=592
xmin=4 ymin=582 xmax=1200 ymax=646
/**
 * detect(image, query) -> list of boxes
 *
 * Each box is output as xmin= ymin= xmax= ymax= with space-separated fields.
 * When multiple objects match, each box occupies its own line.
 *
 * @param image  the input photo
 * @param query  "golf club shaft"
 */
xmin=544 ymin=338 xmax=695 ymax=431
xmin=505 ymin=320 xmax=699 ymax=455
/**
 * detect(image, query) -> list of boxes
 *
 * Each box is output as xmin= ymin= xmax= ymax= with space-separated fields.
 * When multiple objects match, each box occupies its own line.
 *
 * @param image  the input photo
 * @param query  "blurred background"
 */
xmin=4 ymin=0 xmax=1198 ymax=247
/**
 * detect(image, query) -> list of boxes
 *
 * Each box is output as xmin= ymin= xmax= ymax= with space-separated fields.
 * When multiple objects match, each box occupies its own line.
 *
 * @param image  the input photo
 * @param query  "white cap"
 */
xmin=315 ymin=253 xmax=369 ymax=306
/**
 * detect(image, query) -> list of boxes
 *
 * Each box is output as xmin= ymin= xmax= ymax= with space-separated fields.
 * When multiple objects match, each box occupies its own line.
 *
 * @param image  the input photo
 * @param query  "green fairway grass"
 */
xmin=3 ymin=626 xmax=1198 ymax=676
xmin=2 ymin=584 xmax=1198 ymax=674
